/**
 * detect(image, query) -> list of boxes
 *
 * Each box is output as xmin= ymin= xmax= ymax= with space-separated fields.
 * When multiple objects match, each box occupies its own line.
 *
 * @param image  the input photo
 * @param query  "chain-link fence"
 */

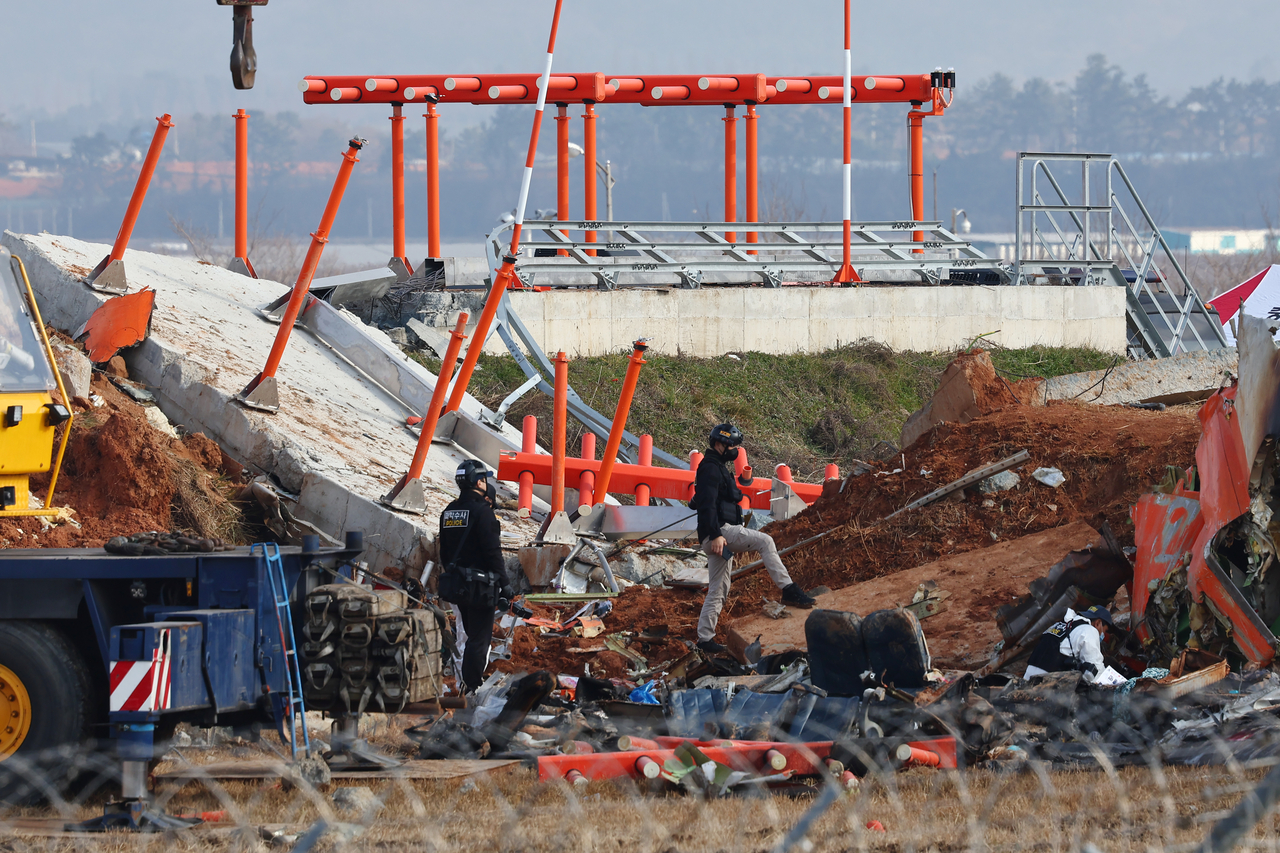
xmin=6 ymin=672 xmax=1280 ymax=853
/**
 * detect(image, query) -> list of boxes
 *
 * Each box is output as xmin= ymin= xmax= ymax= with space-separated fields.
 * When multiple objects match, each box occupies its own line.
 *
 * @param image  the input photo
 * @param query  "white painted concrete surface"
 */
xmin=487 ymin=285 xmax=1127 ymax=357
xmin=2 ymin=231 xmax=540 ymax=574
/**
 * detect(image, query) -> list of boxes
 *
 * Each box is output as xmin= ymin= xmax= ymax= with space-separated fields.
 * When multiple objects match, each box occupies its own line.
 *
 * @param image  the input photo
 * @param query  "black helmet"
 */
xmin=709 ymin=423 xmax=744 ymax=449
xmin=455 ymin=459 xmax=492 ymax=492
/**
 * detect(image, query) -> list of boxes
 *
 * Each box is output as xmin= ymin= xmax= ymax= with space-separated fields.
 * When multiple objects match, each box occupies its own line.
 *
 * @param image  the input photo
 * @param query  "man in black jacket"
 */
xmin=438 ymin=460 xmax=518 ymax=693
xmin=693 ymin=423 xmax=816 ymax=654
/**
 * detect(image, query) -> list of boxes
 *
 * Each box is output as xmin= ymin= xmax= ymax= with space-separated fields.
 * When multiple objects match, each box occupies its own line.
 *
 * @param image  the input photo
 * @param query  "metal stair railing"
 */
xmin=1013 ymin=152 xmax=1227 ymax=357
xmin=485 ymin=219 xmax=1008 ymax=289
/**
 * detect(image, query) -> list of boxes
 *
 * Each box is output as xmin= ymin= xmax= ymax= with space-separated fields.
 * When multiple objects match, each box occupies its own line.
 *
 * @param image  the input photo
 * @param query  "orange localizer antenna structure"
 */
xmin=388 ymin=103 xmax=413 ymax=279
xmin=444 ymin=0 xmax=566 ymax=416
xmin=237 ymin=137 xmax=365 ymax=412
xmin=833 ymin=0 xmax=860 ymax=284
xmin=228 ymin=109 xmax=257 ymax=278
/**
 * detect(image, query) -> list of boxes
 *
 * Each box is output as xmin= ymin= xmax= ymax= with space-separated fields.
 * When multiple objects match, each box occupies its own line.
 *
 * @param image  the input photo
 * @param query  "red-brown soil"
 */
xmin=0 ymin=345 xmax=248 ymax=548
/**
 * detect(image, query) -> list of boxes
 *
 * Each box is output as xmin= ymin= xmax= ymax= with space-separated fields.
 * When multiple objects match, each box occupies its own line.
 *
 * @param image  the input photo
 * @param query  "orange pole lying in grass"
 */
xmin=424 ymin=100 xmax=441 ymax=259
xmin=551 ymin=351 xmax=568 ymax=514
xmin=593 ymin=340 xmax=648 ymax=502
xmin=444 ymin=0 xmax=566 ymax=415
xmin=577 ymin=433 xmax=596 ymax=512
xmin=106 ymin=113 xmax=174 ymax=265
xmin=390 ymin=103 xmax=412 ymax=273
xmin=239 ymin=137 xmax=364 ymax=405
xmin=518 ymin=415 xmax=538 ymax=518
xmin=389 ymin=313 xmax=467 ymax=497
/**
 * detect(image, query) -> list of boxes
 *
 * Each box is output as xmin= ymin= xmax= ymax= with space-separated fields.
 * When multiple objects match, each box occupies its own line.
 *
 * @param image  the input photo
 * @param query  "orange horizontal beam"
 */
xmin=299 ymin=72 xmax=938 ymax=107
xmin=495 ymin=451 xmax=822 ymax=508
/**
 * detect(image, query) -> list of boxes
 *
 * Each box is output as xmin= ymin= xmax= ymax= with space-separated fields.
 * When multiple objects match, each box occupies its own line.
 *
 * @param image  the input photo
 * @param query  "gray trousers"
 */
xmin=698 ymin=524 xmax=794 ymax=642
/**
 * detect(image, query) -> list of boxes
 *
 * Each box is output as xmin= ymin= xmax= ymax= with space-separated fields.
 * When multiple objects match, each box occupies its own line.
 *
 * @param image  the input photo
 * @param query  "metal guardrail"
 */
xmin=485 ymin=219 xmax=1009 ymax=289
xmin=1014 ymin=152 xmax=1228 ymax=357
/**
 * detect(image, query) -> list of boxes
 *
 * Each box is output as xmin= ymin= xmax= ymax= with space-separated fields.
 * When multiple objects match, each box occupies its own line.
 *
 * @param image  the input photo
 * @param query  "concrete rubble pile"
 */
xmin=403 ymin=320 xmax=1280 ymax=793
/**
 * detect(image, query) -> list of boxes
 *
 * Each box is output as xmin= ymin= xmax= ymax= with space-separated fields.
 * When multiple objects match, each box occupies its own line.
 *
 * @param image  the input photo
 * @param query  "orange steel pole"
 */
xmin=518 ymin=416 xmax=537 ymax=518
xmin=908 ymin=110 xmax=924 ymax=254
xmin=424 ymin=100 xmax=441 ymax=259
xmin=723 ymin=106 xmax=737 ymax=244
xmin=390 ymin=103 xmax=412 ymax=273
xmin=635 ymin=434 xmax=653 ymax=506
xmin=583 ymin=103 xmax=598 ymax=256
xmin=688 ymin=450 xmax=703 ymax=501
xmin=734 ymin=447 xmax=752 ymax=510
xmin=825 ymin=462 xmax=840 ymax=481
xmin=238 ymin=137 xmax=364 ymax=403
xmin=745 ymin=103 xmax=758 ymax=255
xmin=593 ymin=340 xmax=648 ymax=503
xmin=577 ymin=433 xmax=596 ymax=513
xmin=232 ymin=109 xmax=256 ymax=276
xmin=445 ymin=0 xmax=565 ymax=415
xmin=382 ymin=313 xmax=469 ymax=504
xmin=106 ymin=113 xmax=174 ymax=266
xmin=551 ymin=351 xmax=569 ymax=514
xmin=833 ymin=0 xmax=861 ymax=285
xmin=556 ymin=103 xmax=570 ymax=256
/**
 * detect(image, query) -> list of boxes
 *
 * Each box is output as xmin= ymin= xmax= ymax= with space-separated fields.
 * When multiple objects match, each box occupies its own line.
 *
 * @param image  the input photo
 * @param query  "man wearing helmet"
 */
xmin=438 ymin=460 xmax=520 ymax=692
xmin=692 ymin=423 xmax=817 ymax=654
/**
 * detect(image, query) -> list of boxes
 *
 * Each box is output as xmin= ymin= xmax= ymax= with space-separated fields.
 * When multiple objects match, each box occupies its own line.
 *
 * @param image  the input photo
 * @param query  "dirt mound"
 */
xmin=0 ymin=366 xmax=251 ymax=549
xmin=735 ymin=399 xmax=1199 ymax=608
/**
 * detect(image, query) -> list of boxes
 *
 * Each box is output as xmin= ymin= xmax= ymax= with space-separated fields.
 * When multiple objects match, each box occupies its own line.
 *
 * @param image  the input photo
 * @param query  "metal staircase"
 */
xmin=1012 ymin=152 xmax=1228 ymax=357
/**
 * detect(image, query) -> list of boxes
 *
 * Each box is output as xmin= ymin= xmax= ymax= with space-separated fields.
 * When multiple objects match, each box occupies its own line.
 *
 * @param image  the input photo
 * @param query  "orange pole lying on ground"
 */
xmin=635 ymin=434 xmax=653 ymax=506
xmin=446 ymin=0 xmax=565 ymax=415
xmin=577 ymin=433 xmax=596 ymax=512
xmin=518 ymin=415 xmax=537 ymax=518
xmin=745 ymin=103 xmax=758 ymax=255
xmin=424 ymin=101 xmax=441 ymax=259
xmin=242 ymin=137 xmax=364 ymax=396
xmin=390 ymin=104 xmax=412 ymax=273
xmin=556 ymin=104 xmax=570 ymax=256
xmin=833 ymin=0 xmax=860 ymax=284
xmin=107 ymin=113 xmax=174 ymax=265
xmin=895 ymin=744 xmax=941 ymax=768
xmin=724 ymin=106 xmax=737 ymax=244
xmin=583 ymin=103 xmax=597 ymax=256
xmin=402 ymin=313 xmax=468 ymax=480
xmin=551 ymin=351 xmax=568 ymax=514
xmin=908 ymin=110 xmax=924 ymax=254
xmin=593 ymin=340 xmax=648 ymax=502
xmin=232 ymin=109 xmax=255 ymax=275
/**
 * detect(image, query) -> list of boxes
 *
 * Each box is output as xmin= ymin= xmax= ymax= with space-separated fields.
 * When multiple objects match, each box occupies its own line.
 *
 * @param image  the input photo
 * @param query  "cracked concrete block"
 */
xmin=51 ymin=342 xmax=92 ymax=401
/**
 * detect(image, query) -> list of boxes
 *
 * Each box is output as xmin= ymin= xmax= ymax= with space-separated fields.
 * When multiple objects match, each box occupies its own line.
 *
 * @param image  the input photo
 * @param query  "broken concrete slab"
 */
xmin=901 ymin=350 xmax=1039 ymax=449
xmin=2 ymin=231 xmax=543 ymax=574
xmin=50 ymin=341 xmax=91 ymax=401
xmin=1041 ymin=348 xmax=1237 ymax=406
xmin=726 ymin=521 xmax=1101 ymax=670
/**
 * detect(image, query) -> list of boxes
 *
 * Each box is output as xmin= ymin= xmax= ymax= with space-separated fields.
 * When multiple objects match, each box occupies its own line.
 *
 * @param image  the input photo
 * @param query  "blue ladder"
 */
xmin=256 ymin=542 xmax=312 ymax=761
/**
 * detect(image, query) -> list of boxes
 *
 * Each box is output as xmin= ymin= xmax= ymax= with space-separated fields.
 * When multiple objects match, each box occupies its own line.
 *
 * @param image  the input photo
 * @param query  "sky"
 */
xmin=5 ymin=0 xmax=1280 ymax=138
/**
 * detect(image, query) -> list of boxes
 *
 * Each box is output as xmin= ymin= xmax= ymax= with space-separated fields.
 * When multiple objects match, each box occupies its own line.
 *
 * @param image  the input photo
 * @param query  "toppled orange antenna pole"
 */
xmin=593 ymin=340 xmax=648 ymax=503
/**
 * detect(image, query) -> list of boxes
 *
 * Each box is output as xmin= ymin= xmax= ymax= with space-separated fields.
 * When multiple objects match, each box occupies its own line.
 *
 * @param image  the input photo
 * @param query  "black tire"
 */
xmin=0 ymin=621 xmax=95 ymax=804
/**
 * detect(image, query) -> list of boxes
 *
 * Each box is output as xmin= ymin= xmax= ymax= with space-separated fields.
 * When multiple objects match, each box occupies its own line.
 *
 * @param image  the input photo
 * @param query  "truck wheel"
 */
xmin=0 ymin=621 xmax=94 ymax=804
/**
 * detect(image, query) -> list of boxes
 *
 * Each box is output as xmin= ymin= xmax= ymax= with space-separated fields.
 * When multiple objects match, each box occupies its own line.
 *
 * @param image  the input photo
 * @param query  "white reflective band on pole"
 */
xmin=843 ymin=164 xmax=851 ymax=219
xmin=843 ymin=50 xmax=852 ymax=109
xmin=514 ymin=51 xmax=557 ymax=230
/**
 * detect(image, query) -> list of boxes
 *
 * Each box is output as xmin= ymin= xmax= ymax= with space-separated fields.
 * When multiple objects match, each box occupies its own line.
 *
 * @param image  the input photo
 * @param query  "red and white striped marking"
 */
xmin=109 ymin=629 xmax=172 ymax=712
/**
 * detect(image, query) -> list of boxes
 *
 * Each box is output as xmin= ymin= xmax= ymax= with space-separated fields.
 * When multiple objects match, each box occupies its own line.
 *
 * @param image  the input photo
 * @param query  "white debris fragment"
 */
xmin=977 ymin=470 xmax=1020 ymax=493
xmin=1032 ymin=467 xmax=1067 ymax=488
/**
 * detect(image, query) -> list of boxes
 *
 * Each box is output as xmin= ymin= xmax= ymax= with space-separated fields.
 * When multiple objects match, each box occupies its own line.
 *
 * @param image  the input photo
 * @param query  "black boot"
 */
xmin=781 ymin=583 xmax=817 ymax=608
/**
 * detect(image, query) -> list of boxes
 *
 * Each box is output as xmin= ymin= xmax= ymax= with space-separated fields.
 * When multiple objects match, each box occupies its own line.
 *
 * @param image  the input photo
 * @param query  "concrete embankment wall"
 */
xmin=473 ymin=285 xmax=1127 ymax=357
